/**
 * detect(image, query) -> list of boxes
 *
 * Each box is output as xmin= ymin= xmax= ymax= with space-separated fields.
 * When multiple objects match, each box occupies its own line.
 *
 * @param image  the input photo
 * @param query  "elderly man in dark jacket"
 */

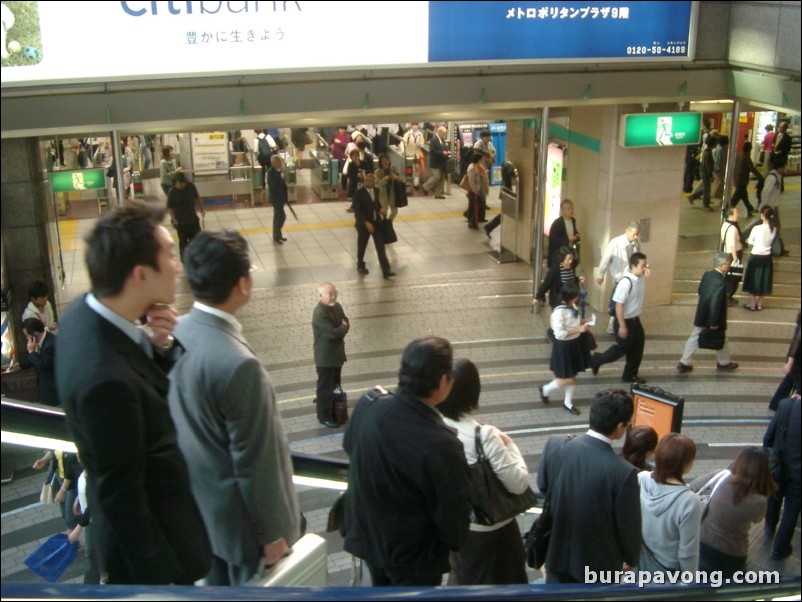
xmin=677 ymin=252 xmax=739 ymax=372
xmin=312 ymin=282 xmax=349 ymax=428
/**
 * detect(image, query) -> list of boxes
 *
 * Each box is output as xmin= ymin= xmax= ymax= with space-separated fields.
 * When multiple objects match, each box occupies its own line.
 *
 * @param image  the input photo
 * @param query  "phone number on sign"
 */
xmin=627 ymin=45 xmax=687 ymax=55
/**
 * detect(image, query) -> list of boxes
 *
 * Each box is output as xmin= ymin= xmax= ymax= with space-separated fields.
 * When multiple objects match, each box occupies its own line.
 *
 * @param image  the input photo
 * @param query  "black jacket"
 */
xmin=694 ymin=269 xmax=728 ymax=331
xmin=57 ymin=297 xmax=211 ymax=584
xmin=537 ymin=434 xmax=641 ymax=581
xmin=342 ymin=387 xmax=471 ymax=577
xmin=20 ymin=331 xmax=60 ymax=406
xmin=548 ymin=216 xmax=578 ymax=268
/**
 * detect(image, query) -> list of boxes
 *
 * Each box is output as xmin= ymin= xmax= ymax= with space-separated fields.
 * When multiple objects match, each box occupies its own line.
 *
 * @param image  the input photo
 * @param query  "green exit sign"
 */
xmin=50 ymin=169 xmax=106 ymax=192
xmin=620 ymin=112 xmax=702 ymax=148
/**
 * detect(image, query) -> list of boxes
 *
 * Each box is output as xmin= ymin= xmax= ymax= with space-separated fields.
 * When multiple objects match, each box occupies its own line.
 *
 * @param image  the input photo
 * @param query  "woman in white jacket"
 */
xmin=439 ymin=358 xmax=530 ymax=585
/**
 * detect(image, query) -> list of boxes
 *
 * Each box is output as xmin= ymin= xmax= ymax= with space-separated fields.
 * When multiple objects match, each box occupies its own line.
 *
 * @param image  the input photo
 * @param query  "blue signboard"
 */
xmin=428 ymin=1 xmax=693 ymax=63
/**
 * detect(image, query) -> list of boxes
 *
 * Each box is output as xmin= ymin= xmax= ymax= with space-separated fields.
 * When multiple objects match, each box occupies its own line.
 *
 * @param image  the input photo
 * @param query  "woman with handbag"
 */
xmin=742 ymin=205 xmax=777 ymax=311
xmin=690 ymin=448 xmax=775 ymax=577
xmin=438 ymin=358 xmax=530 ymax=585
xmin=533 ymin=246 xmax=583 ymax=310
xmin=538 ymin=281 xmax=594 ymax=416
xmin=375 ymin=154 xmax=399 ymax=221
xmin=638 ymin=433 xmax=702 ymax=574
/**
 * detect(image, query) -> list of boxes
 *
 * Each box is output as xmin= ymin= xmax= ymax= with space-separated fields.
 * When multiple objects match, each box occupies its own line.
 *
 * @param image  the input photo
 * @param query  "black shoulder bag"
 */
xmin=524 ymin=434 xmax=574 ymax=569
xmin=469 ymin=425 xmax=537 ymax=526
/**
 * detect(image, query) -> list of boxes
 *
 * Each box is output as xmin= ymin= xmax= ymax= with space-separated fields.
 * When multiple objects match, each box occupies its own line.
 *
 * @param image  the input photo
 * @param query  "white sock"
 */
xmin=543 ymin=380 xmax=560 ymax=395
xmin=564 ymin=384 xmax=576 ymax=408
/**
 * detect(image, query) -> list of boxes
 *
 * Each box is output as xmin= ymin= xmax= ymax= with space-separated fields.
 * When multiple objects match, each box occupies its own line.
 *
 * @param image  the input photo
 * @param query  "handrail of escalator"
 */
xmin=1 ymin=397 xmax=349 ymax=483
xmin=2 ymin=577 xmax=800 ymax=600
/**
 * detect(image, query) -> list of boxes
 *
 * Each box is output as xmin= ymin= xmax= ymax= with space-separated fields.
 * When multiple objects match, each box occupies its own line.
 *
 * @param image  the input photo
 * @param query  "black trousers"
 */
xmin=365 ymin=560 xmax=442 ymax=587
xmin=176 ymin=221 xmax=201 ymax=261
xmin=357 ymin=226 xmax=390 ymax=274
xmin=596 ymin=316 xmax=645 ymax=380
xmin=315 ymin=366 xmax=341 ymax=423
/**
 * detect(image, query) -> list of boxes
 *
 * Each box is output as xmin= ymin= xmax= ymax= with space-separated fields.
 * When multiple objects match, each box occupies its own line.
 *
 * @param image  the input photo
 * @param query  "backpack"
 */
xmin=257 ymin=137 xmax=271 ymax=166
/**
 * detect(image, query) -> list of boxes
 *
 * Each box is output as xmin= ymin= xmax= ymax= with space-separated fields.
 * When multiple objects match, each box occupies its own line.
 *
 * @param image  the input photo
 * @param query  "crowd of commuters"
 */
xmin=11 ymin=117 xmax=799 ymax=589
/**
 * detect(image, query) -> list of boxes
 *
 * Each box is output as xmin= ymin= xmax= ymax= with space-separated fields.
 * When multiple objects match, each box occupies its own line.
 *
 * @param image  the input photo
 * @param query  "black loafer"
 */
xmin=563 ymin=404 xmax=580 ymax=416
xmin=357 ymin=266 xmax=369 ymax=275
xmin=591 ymin=354 xmax=600 ymax=376
xmin=320 ymin=420 xmax=339 ymax=428
xmin=539 ymin=386 xmax=550 ymax=405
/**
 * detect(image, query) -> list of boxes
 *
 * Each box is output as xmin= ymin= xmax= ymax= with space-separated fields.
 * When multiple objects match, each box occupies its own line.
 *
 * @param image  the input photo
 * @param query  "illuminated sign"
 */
xmin=620 ymin=112 xmax=702 ymax=148
xmin=50 ymin=169 xmax=106 ymax=193
xmin=631 ymin=385 xmax=685 ymax=441
xmin=1 ymin=1 xmax=694 ymax=88
xmin=544 ymin=143 xmax=564 ymax=235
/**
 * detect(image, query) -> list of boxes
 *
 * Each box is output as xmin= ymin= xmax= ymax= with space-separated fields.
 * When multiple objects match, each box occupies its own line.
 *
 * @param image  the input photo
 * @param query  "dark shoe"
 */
xmin=345 ymin=207 xmax=354 ymax=213
xmin=716 ymin=362 xmax=739 ymax=371
xmin=687 ymin=196 xmax=696 ymax=205
xmin=280 ymin=237 xmax=288 ymax=242
xmin=434 ymin=195 xmax=446 ymax=199
xmin=676 ymin=362 xmax=693 ymax=373
xmin=771 ymin=547 xmax=792 ymax=561
xmin=563 ymin=403 xmax=580 ymax=416
xmin=479 ymin=219 xmax=488 ymax=223
xmin=383 ymin=271 xmax=396 ymax=279
xmin=539 ymin=386 xmax=550 ymax=405
xmin=468 ymin=224 xmax=479 ymax=230
xmin=320 ymin=420 xmax=339 ymax=428
xmin=273 ymin=238 xmax=283 ymax=244
xmin=780 ymin=250 xmax=790 ymax=256
xmin=357 ymin=265 xmax=369 ymax=275
xmin=484 ymin=225 xmax=491 ymax=239
xmin=728 ymin=297 xmax=739 ymax=305
xmin=623 ymin=376 xmax=646 ymax=385
xmin=704 ymin=206 xmax=714 ymax=212
xmin=591 ymin=353 xmax=600 ymax=376
xmin=422 ymin=188 xmax=429 ymax=196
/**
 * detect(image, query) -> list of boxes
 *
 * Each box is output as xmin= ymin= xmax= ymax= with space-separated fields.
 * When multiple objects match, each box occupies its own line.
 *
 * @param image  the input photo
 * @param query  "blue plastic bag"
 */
xmin=24 ymin=533 xmax=78 ymax=582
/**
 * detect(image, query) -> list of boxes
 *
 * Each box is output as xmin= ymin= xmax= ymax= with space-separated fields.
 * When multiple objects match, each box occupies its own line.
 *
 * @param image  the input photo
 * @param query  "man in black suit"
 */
xmin=537 ymin=388 xmax=641 ymax=583
xmin=354 ymin=172 xmax=395 ymax=278
xmin=547 ymin=199 xmax=580 ymax=268
xmin=764 ymin=396 xmax=801 ymax=561
xmin=56 ymin=204 xmax=211 ymax=585
xmin=677 ymin=252 xmax=739 ymax=372
xmin=20 ymin=317 xmax=59 ymax=406
xmin=342 ymin=337 xmax=472 ymax=586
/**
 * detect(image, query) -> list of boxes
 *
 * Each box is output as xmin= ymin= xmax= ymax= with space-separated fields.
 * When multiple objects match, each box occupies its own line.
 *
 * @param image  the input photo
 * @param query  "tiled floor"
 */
xmin=3 ymin=171 xmax=800 ymax=587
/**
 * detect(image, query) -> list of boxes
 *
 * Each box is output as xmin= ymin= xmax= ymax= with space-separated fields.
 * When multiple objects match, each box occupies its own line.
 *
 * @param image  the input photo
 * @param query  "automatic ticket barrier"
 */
xmin=310 ymin=150 xmax=339 ymax=200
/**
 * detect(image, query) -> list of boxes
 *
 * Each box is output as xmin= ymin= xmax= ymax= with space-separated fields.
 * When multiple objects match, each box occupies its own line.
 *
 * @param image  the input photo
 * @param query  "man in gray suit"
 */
xmin=168 ymin=229 xmax=302 ymax=586
xmin=312 ymin=282 xmax=349 ymax=428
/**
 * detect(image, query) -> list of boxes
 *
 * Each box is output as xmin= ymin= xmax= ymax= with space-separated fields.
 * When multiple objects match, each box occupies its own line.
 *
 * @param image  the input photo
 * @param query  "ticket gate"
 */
xmin=310 ymin=150 xmax=339 ymax=200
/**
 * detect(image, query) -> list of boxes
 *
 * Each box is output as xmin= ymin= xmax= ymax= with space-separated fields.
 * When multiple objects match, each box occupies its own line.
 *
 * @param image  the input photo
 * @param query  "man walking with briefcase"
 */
xmin=677 ymin=252 xmax=739 ymax=373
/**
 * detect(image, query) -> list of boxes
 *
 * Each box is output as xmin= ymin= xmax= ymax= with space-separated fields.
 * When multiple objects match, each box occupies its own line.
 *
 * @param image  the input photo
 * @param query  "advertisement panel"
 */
xmin=1 ymin=1 xmax=694 ymax=88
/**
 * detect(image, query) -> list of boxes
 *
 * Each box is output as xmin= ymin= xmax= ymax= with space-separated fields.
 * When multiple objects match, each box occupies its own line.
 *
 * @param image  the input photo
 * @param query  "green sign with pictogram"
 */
xmin=50 ymin=169 xmax=106 ymax=192
xmin=620 ymin=112 xmax=702 ymax=148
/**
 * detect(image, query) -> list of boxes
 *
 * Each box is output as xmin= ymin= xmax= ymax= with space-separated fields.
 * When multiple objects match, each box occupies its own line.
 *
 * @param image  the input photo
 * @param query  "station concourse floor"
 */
xmin=2 ymin=171 xmax=800 ymax=587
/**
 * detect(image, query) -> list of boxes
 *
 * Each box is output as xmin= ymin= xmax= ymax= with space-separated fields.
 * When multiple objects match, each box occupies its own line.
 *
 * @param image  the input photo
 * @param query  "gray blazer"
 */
xmin=312 ymin=301 xmax=349 ymax=368
xmin=168 ymin=308 xmax=301 ymax=569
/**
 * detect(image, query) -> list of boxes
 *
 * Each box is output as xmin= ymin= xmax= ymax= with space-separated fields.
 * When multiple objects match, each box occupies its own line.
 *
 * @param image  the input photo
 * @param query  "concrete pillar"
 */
xmin=503 ymin=120 xmax=539 ymax=264
xmin=567 ymin=105 xmax=684 ymax=309
xmin=1 ymin=137 xmax=58 ymax=355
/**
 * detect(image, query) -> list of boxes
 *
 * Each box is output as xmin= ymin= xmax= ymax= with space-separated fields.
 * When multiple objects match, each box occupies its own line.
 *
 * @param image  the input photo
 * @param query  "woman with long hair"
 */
xmin=438 ymin=358 xmax=529 ymax=585
xmin=638 ymin=433 xmax=702 ymax=573
xmin=742 ymin=205 xmax=777 ymax=311
xmin=690 ymin=448 xmax=776 ymax=576
xmin=622 ymin=425 xmax=659 ymax=472
xmin=159 ymin=145 xmax=181 ymax=196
